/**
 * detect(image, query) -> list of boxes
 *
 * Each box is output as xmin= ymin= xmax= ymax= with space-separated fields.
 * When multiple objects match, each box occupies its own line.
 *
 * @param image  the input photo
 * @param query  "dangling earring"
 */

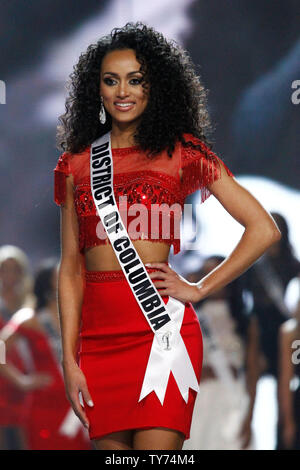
xmin=99 ymin=96 xmax=106 ymax=124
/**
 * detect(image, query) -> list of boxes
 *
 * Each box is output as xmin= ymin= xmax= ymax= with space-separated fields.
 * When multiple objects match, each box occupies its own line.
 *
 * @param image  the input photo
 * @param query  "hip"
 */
xmin=80 ymin=266 xmax=202 ymax=347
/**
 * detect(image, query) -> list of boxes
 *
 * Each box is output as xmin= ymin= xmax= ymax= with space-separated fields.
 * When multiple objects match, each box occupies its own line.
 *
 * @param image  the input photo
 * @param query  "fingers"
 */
xmin=148 ymin=270 xmax=177 ymax=297
xmin=148 ymin=271 xmax=168 ymax=280
xmin=151 ymin=280 xmax=167 ymax=287
xmin=145 ymin=262 xmax=171 ymax=273
xmin=146 ymin=263 xmax=187 ymax=300
xmin=80 ymin=382 xmax=94 ymax=408
xmin=156 ymin=289 xmax=171 ymax=297
xmin=68 ymin=390 xmax=90 ymax=430
xmin=151 ymin=282 xmax=173 ymax=295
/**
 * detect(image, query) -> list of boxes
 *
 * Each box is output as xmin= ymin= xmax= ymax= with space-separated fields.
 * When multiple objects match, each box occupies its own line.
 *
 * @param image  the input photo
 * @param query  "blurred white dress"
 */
xmin=183 ymin=299 xmax=252 ymax=450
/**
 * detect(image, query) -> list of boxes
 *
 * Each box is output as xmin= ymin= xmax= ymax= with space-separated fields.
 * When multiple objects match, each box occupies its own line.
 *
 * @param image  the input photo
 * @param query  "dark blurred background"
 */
xmin=0 ymin=0 xmax=300 ymax=451
xmin=0 ymin=0 xmax=299 ymax=266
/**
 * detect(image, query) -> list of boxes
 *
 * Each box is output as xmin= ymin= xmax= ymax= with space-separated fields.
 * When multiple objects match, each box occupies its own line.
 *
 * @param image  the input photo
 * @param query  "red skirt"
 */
xmin=78 ymin=264 xmax=203 ymax=441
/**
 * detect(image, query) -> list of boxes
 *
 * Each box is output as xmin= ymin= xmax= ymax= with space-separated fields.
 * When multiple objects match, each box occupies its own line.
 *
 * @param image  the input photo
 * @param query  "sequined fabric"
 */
xmin=53 ymin=133 xmax=234 ymax=255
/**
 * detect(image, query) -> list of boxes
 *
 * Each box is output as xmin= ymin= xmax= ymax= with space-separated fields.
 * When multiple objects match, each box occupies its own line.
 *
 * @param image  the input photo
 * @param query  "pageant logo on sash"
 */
xmin=89 ymin=131 xmax=200 ymax=405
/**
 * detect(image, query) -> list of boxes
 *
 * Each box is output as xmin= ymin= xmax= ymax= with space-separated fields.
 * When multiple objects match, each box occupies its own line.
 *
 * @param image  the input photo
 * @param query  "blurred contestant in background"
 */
xmin=183 ymin=256 xmax=259 ymax=450
xmin=0 ymin=245 xmax=34 ymax=449
xmin=0 ymin=258 xmax=92 ymax=450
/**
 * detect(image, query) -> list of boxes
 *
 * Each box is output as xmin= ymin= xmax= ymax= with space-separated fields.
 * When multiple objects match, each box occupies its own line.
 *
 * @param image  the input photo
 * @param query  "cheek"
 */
xmin=138 ymin=90 xmax=149 ymax=106
xmin=100 ymin=85 xmax=114 ymax=100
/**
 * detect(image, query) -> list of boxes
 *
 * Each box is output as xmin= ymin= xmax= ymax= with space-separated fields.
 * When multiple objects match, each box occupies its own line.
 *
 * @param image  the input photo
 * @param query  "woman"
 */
xmin=54 ymin=22 xmax=281 ymax=450
xmin=241 ymin=213 xmax=300 ymax=448
xmin=0 ymin=258 xmax=92 ymax=449
xmin=243 ymin=213 xmax=300 ymax=380
xmin=277 ymin=279 xmax=300 ymax=450
xmin=183 ymin=256 xmax=259 ymax=450
xmin=0 ymin=245 xmax=34 ymax=449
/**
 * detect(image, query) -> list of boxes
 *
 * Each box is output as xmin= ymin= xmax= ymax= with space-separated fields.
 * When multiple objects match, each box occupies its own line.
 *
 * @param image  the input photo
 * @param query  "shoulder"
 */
xmin=53 ymin=147 xmax=90 ymax=206
xmin=280 ymin=318 xmax=298 ymax=341
xmin=179 ymin=132 xmax=232 ymax=172
xmin=179 ymin=132 xmax=235 ymax=201
xmin=180 ymin=132 xmax=208 ymax=151
xmin=54 ymin=151 xmax=72 ymax=174
xmin=180 ymin=133 xmax=218 ymax=165
xmin=181 ymin=132 xmax=200 ymax=143
xmin=54 ymin=146 xmax=90 ymax=173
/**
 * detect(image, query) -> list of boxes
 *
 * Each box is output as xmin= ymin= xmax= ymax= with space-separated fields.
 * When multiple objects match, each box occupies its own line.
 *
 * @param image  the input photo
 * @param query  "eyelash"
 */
xmin=103 ymin=78 xmax=142 ymax=86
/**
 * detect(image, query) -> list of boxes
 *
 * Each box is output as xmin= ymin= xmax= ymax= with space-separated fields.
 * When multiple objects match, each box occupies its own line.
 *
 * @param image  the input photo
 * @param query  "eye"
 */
xmin=103 ymin=77 xmax=116 ymax=86
xmin=130 ymin=78 xmax=142 ymax=85
xmin=103 ymin=77 xmax=143 ymax=86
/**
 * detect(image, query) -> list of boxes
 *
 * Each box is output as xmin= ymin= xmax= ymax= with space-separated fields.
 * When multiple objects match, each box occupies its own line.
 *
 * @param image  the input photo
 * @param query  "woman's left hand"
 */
xmin=146 ymin=262 xmax=201 ymax=304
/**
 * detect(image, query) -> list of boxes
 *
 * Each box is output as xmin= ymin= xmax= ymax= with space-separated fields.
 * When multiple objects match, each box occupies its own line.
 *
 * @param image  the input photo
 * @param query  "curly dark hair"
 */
xmin=56 ymin=21 xmax=215 ymax=158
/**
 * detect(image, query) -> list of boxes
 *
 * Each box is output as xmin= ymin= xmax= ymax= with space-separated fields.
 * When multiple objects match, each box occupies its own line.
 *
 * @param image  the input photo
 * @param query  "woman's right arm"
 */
xmin=58 ymin=173 xmax=93 ymax=429
xmin=239 ymin=315 xmax=260 ymax=448
xmin=278 ymin=320 xmax=296 ymax=449
xmin=0 ymin=312 xmax=52 ymax=391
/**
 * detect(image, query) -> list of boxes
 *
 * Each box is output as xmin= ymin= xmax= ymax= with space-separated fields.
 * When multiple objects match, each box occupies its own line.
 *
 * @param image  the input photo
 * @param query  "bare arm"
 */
xmin=0 ymin=311 xmax=52 ymax=390
xmin=0 ymin=361 xmax=51 ymax=391
xmin=194 ymin=165 xmax=281 ymax=300
xmin=57 ymin=173 xmax=93 ymax=428
xmin=244 ymin=316 xmax=260 ymax=417
xmin=149 ymin=165 xmax=281 ymax=304
xmin=278 ymin=320 xmax=296 ymax=448
xmin=239 ymin=315 xmax=260 ymax=448
xmin=58 ymin=174 xmax=85 ymax=365
xmin=0 ymin=362 xmax=27 ymax=388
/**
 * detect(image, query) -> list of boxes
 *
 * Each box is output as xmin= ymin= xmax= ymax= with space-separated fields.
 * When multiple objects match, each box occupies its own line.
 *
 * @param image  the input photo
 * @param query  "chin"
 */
xmin=113 ymin=114 xmax=143 ymax=123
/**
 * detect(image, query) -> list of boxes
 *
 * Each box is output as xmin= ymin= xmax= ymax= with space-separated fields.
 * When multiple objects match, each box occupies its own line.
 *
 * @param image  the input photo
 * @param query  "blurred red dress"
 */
xmin=0 ymin=314 xmax=29 ymax=429
xmin=9 ymin=311 xmax=92 ymax=450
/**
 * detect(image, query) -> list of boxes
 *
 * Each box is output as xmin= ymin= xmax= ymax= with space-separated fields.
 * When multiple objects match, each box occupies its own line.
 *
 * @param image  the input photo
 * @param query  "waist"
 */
xmin=85 ymin=261 xmax=169 ymax=283
xmin=84 ymin=240 xmax=171 ymax=271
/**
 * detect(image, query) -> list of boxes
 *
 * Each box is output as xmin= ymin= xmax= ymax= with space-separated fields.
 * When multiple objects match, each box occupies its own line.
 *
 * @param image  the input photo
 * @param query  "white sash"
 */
xmin=90 ymin=131 xmax=200 ymax=405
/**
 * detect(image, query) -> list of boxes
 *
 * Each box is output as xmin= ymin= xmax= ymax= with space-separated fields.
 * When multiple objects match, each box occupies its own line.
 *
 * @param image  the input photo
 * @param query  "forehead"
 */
xmin=0 ymin=257 xmax=22 ymax=270
xmin=101 ymin=49 xmax=141 ymax=72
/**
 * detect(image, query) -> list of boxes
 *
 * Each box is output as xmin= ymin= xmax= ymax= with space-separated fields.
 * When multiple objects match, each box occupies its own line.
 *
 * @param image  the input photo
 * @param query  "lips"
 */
xmin=114 ymin=102 xmax=135 ymax=112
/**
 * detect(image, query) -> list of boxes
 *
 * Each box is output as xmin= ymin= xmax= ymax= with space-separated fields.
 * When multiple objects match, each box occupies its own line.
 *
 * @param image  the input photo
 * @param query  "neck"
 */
xmin=0 ymin=288 xmax=21 ymax=313
xmin=111 ymin=120 xmax=139 ymax=148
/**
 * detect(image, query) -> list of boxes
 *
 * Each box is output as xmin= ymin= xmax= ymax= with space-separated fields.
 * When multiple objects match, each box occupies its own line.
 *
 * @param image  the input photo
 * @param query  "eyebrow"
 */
xmin=103 ymin=71 xmax=142 ymax=77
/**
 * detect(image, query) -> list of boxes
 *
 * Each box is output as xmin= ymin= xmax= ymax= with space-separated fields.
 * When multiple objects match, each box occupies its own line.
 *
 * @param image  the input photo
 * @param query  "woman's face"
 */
xmin=99 ymin=48 xmax=149 ymax=126
xmin=0 ymin=258 xmax=24 ymax=289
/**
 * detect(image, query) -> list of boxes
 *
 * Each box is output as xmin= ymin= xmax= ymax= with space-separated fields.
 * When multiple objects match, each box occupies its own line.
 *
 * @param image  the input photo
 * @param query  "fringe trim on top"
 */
xmin=54 ymin=170 xmax=68 ymax=206
xmin=53 ymin=152 xmax=71 ymax=206
xmin=181 ymin=148 xmax=234 ymax=204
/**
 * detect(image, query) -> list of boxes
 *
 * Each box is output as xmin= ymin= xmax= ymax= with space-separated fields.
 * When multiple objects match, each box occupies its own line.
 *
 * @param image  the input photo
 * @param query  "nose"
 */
xmin=116 ymin=80 xmax=130 ymax=98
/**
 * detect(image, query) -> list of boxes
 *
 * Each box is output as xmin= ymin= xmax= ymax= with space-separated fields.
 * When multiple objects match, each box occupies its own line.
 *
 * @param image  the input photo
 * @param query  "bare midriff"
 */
xmin=84 ymin=240 xmax=170 ymax=271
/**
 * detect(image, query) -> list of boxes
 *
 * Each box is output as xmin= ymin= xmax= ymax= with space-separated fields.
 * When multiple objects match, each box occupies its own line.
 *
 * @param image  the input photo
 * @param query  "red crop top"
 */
xmin=53 ymin=133 xmax=234 ymax=255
